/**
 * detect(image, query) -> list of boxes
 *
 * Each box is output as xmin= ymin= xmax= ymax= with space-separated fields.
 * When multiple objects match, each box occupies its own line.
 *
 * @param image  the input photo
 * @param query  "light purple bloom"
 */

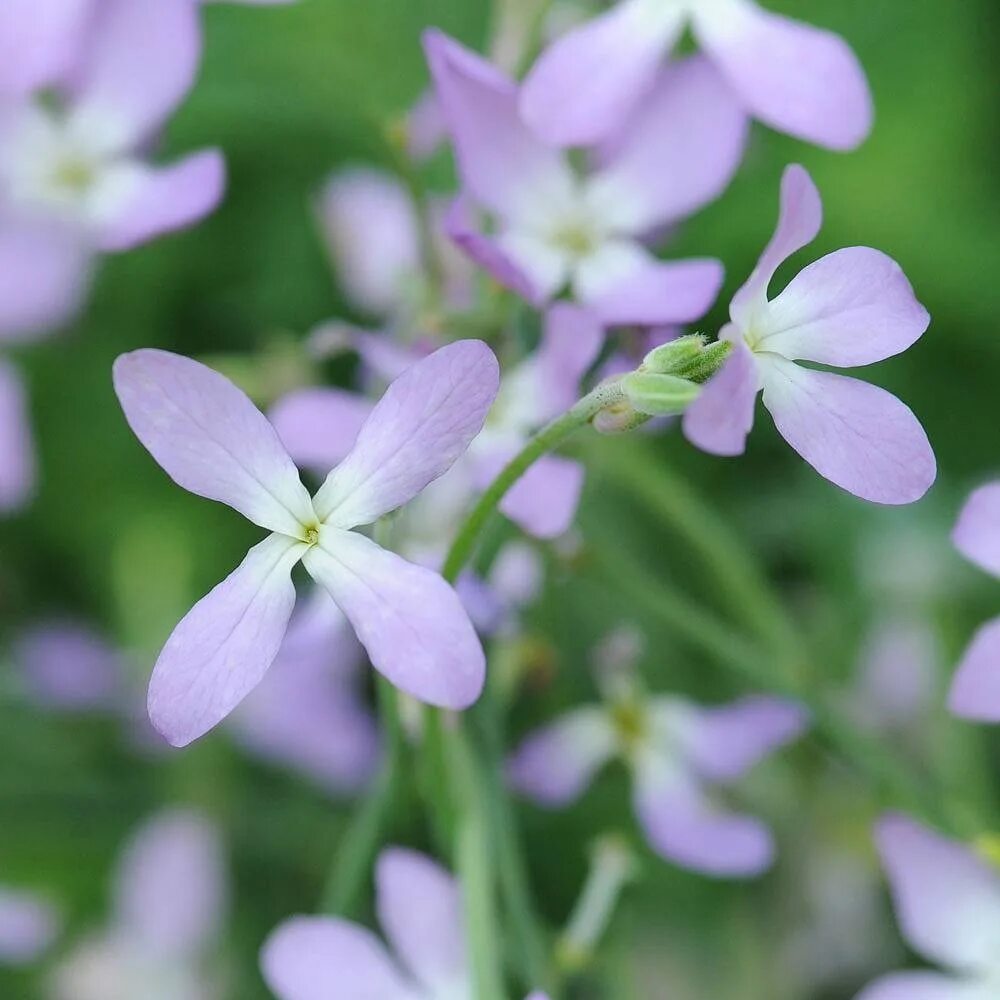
xmin=856 ymin=814 xmax=1000 ymax=1000
xmin=950 ymin=482 xmax=1000 ymax=720
xmin=113 ymin=342 xmax=497 ymax=746
xmin=425 ymin=30 xmax=746 ymax=325
xmin=0 ymin=886 xmax=60 ymax=966
xmin=683 ymin=164 xmax=935 ymax=505
xmin=520 ymin=0 xmax=872 ymax=151
xmin=0 ymin=358 xmax=36 ymax=512
xmin=509 ymin=692 xmax=807 ymax=876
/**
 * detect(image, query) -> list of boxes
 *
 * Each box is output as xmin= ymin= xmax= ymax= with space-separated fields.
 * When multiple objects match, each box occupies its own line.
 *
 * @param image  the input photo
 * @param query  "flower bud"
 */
xmin=621 ymin=372 xmax=700 ymax=416
xmin=640 ymin=334 xmax=706 ymax=374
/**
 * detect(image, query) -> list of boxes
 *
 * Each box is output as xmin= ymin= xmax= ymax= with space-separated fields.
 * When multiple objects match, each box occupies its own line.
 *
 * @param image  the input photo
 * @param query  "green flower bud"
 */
xmin=640 ymin=335 xmax=706 ymax=374
xmin=622 ymin=372 xmax=700 ymax=416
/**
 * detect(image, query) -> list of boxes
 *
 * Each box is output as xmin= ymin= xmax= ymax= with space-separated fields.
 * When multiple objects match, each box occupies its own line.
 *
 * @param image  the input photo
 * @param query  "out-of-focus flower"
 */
xmin=0 ymin=886 xmax=60 ymax=965
xmin=229 ymin=589 xmax=381 ymax=795
xmin=113 ymin=343 xmax=496 ymax=746
xmin=856 ymin=814 xmax=1000 ymax=999
xmin=0 ymin=358 xmax=36 ymax=511
xmin=509 ymin=687 xmax=807 ymax=876
xmin=520 ymin=0 xmax=872 ymax=150
xmin=950 ymin=483 xmax=1000 ymax=720
xmin=424 ymin=31 xmax=746 ymax=326
xmin=683 ymin=164 xmax=935 ymax=505
xmin=49 ymin=809 xmax=226 ymax=1000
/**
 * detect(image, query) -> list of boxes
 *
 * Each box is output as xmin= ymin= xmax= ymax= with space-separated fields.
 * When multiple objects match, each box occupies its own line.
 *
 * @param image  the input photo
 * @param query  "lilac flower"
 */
xmin=262 ymin=847 xmax=546 ymax=1000
xmin=49 ymin=809 xmax=226 ymax=1000
xmin=857 ymin=814 xmax=1000 ymax=1000
xmin=683 ymin=164 xmax=935 ymax=505
xmin=113 ymin=341 xmax=497 ymax=746
xmin=424 ymin=30 xmax=747 ymax=325
xmin=520 ymin=0 xmax=872 ymax=151
xmin=509 ymin=692 xmax=807 ymax=875
xmin=950 ymin=482 xmax=1000 ymax=720
xmin=0 ymin=886 xmax=60 ymax=966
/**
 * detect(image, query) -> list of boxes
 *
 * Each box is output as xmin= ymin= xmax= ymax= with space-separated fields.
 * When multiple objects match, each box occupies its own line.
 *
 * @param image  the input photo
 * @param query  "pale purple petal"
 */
xmin=730 ymin=164 xmax=822 ymax=329
xmin=588 ymin=57 xmax=748 ymax=233
xmin=752 ymin=247 xmax=929 ymax=367
xmin=96 ymin=150 xmax=225 ymax=252
xmin=508 ymin=707 xmax=616 ymax=806
xmin=70 ymin=0 xmax=202 ymax=150
xmin=953 ymin=483 xmax=1000 ymax=578
xmin=0 ymin=0 xmax=92 ymax=95
xmin=313 ymin=340 xmax=499 ymax=529
xmin=0 ymin=887 xmax=60 ymax=965
xmin=693 ymin=1 xmax=872 ymax=151
xmin=536 ymin=303 xmax=604 ymax=417
xmin=113 ymin=809 xmax=225 ymax=959
xmin=262 ymin=916 xmax=417 ymax=1000
xmin=499 ymin=454 xmax=584 ymax=540
xmin=519 ymin=0 xmax=686 ymax=148
xmin=856 ymin=972 xmax=991 ymax=1000
xmin=948 ymin=616 xmax=1000 ymax=722
xmin=633 ymin=761 xmax=774 ymax=875
xmin=376 ymin=848 xmax=467 ymax=994
xmin=148 ymin=533 xmax=305 ymax=747
xmin=407 ymin=88 xmax=447 ymax=162
xmin=113 ymin=349 xmax=316 ymax=537
xmin=303 ymin=529 xmax=485 ymax=709
xmin=489 ymin=542 xmax=543 ymax=610
xmin=682 ymin=337 xmax=759 ymax=457
xmin=269 ymin=387 xmax=373 ymax=476
xmin=760 ymin=357 xmax=935 ymax=505
xmin=423 ymin=30 xmax=574 ymax=221
xmin=875 ymin=813 xmax=1000 ymax=973
xmin=0 ymin=360 xmax=35 ymax=511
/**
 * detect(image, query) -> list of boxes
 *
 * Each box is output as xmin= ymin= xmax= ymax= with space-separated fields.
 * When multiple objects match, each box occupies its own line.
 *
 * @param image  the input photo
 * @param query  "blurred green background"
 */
xmin=2 ymin=0 xmax=999 ymax=996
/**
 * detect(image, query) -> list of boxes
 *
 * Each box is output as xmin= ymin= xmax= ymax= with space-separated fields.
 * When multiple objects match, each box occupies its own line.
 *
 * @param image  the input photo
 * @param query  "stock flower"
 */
xmin=520 ymin=0 xmax=872 ymax=150
xmin=950 ymin=482 xmax=1000 ymax=720
xmin=49 ymin=809 xmax=226 ymax=1000
xmin=857 ymin=814 xmax=1000 ymax=1000
xmin=509 ymin=692 xmax=807 ymax=875
xmin=683 ymin=164 xmax=935 ymax=505
xmin=0 ymin=886 xmax=59 ymax=966
xmin=113 ymin=341 xmax=497 ymax=746
xmin=262 ymin=846 xmax=547 ymax=1000
xmin=424 ymin=30 xmax=747 ymax=326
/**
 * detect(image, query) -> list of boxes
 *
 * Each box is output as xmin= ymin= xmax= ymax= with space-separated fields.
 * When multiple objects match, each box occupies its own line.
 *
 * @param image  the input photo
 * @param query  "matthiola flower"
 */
xmin=0 ymin=886 xmax=60 ymax=965
xmin=520 ymin=0 xmax=872 ymax=150
xmin=262 ymin=847 xmax=546 ymax=1000
xmin=683 ymin=164 xmax=935 ymax=505
xmin=49 ymin=809 xmax=226 ymax=1000
xmin=950 ymin=482 xmax=1000 ymax=720
xmin=509 ymin=690 xmax=807 ymax=875
xmin=425 ymin=30 xmax=747 ymax=326
xmin=857 ymin=814 xmax=1000 ymax=1000
xmin=113 ymin=341 xmax=496 ymax=746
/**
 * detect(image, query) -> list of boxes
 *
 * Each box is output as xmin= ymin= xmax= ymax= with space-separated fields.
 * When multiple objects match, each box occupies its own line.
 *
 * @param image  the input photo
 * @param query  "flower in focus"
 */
xmin=950 ymin=482 xmax=1000 ymax=720
xmin=49 ymin=809 xmax=226 ymax=1000
xmin=509 ymin=675 xmax=807 ymax=875
xmin=683 ymin=164 xmax=935 ymax=505
xmin=425 ymin=30 xmax=747 ymax=326
xmin=856 ymin=813 xmax=1000 ymax=999
xmin=0 ymin=886 xmax=60 ymax=966
xmin=520 ymin=0 xmax=872 ymax=150
xmin=113 ymin=341 xmax=497 ymax=746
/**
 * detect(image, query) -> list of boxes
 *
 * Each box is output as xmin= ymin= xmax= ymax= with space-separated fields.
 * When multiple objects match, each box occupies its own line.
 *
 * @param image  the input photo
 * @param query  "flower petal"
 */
xmin=587 ymin=57 xmax=748 ymax=233
xmin=148 ymin=533 xmax=305 ymax=747
xmin=423 ymin=29 xmax=574 ymax=221
xmin=953 ymin=483 xmax=1000 ymax=578
xmin=0 ymin=360 xmax=35 ymax=512
xmin=96 ymin=149 xmax=226 ymax=252
xmin=498 ymin=454 xmax=584 ymax=540
xmin=682 ymin=338 xmax=759 ymax=457
xmin=507 ymin=708 xmax=616 ymax=806
xmin=519 ymin=0 xmax=686 ymax=148
xmin=693 ymin=0 xmax=872 ymax=150
xmin=856 ymin=973 xmax=992 ymax=1000
xmin=0 ymin=0 xmax=92 ymax=95
xmin=536 ymin=303 xmax=604 ymax=417
xmin=113 ymin=349 xmax=316 ymax=536
xmin=376 ymin=848 xmax=467 ymax=994
xmin=0 ymin=887 xmax=60 ymax=965
xmin=261 ymin=916 xmax=417 ymax=1000
xmin=313 ymin=340 xmax=499 ymax=529
xmin=269 ymin=387 xmax=373 ymax=476
xmin=752 ymin=247 xmax=929 ymax=367
xmin=948 ymin=616 xmax=1000 ymax=722
xmin=113 ymin=809 xmax=225 ymax=959
xmin=730 ymin=164 xmax=821 ymax=329
xmin=303 ymin=529 xmax=485 ymax=709
xmin=874 ymin=813 xmax=1000 ymax=974
xmin=69 ymin=0 xmax=202 ymax=150
xmin=760 ymin=358 xmax=935 ymax=504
